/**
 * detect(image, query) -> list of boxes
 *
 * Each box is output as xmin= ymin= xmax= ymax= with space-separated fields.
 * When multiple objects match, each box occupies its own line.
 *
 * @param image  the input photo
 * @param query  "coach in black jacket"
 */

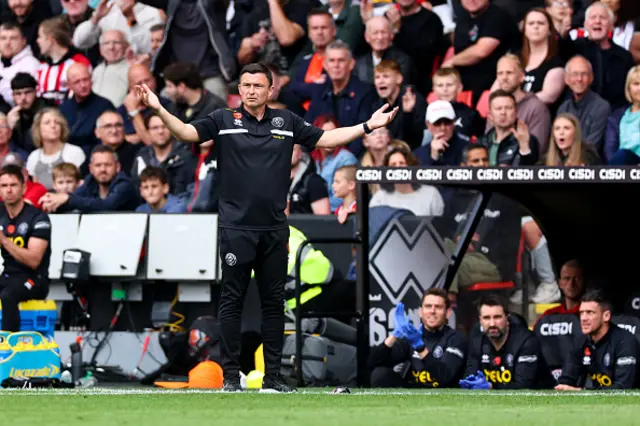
xmin=369 ymin=288 xmax=467 ymax=388
xmin=556 ymin=290 xmax=640 ymax=390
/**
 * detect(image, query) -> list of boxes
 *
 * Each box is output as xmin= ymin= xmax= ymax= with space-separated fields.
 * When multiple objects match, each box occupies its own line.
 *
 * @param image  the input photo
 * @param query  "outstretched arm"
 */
xmin=135 ymin=84 xmax=200 ymax=143
xmin=316 ymin=104 xmax=398 ymax=149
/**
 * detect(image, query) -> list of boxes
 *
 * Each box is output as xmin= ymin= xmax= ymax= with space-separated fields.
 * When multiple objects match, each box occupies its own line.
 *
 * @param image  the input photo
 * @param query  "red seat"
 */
xmin=476 ymin=90 xmax=491 ymax=118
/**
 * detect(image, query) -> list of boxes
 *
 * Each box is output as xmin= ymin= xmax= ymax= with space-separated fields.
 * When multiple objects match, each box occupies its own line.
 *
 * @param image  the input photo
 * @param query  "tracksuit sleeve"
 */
xmin=611 ymin=338 xmax=639 ymax=389
xmin=368 ymin=339 xmax=412 ymax=369
xmin=558 ymin=340 xmax=585 ymax=387
xmin=414 ymin=334 xmax=468 ymax=387
xmin=496 ymin=336 xmax=542 ymax=389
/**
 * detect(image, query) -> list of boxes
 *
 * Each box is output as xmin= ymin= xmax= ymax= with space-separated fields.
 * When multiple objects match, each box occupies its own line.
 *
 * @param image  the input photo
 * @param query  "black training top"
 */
xmin=192 ymin=106 xmax=324 ymax=230
xmin=0 ymin=202 xmax=51 ymax=279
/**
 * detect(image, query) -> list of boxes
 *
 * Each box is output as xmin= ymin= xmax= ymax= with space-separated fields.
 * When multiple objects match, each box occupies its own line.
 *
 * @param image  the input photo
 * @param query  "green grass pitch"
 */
xmin=2 ymin=388 xmax=640 ymax=425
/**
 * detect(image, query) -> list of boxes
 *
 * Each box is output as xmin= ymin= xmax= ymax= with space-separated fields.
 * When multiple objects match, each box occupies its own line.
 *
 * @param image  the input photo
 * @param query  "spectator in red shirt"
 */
xmin=0 ymin=152 xmax=46 ymax=209
xmin=537 ymin=259 xmax=586 ymax=323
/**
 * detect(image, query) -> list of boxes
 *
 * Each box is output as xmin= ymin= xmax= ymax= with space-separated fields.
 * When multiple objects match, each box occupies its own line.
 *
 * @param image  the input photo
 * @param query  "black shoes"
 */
xmin=221 ymin=378 xmax=243 ymax=393
xmin=259 ymin=374 xmax=297 ymax=394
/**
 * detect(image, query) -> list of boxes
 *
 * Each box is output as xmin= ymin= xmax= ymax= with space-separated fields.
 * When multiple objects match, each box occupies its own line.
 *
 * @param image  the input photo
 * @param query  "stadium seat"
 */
xmin=476 ymin=90 xmax=490 ymax=118
xmin=426 ymin=91 xmax=474 ymax=108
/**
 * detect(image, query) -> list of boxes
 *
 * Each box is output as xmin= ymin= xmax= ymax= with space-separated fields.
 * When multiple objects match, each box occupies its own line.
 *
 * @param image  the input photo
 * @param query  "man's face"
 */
xmin=99 ymin=30 xmax=127 ymax=64
xmin=365 ymin=18 xmax=392 ymax=53
xmin=308 ymin=14 xmax=335 ymax=49
xmin=0 ymin=118 xmax=11 ymax=146
xmin=461 ymin=0 xmax=489 ymax=14
xmin=140 ymin=178 xmax=168 ymax=206
xmin=8 ymin=0 xmax=32 ymax=18
xmin=565 ymin=59 xmax=593 ymax=97
xmin=53 ymin=175 xmax=78 ymax=194
xmin=89 ymin=152 xmax=119 ymax=185
xmin=374 ymin=70 xmax=402 ymax=99
xmin=61 ymin=0 xmax=88 ymax=17
xmin=0 ymin=173 xmax=24 ymax=205
xmin=324 ymin=48 xmax=354 ymax=83
xmin=496 ymin=58 xmax=524 ymax=94
xmin=580 ymin=301 xmax=609 ymax=336
xmin=331 ymin=170 xmax=353 ymax=199
xmin=489 ymin=96 xmax=517 ymax=129
xmin=12 ymin=86 xmax=36 ymax=109
xmin=0 ymin=28 xmax=25 ymax=58
xmin=464 ymin=147 xmax=490 ymax=166
xmin=585 ymin=5 xmax=612 ymax=42
xmin=432 ymin=75 xmax=460 ymax=102
xmin=148 ymin=116 xmax=172 ymax=148
xmin=363 ymin=127 xmax=390 ymax=151
xmin=67 ymin=66 xmax=92 ymax=100
xmin=546 ymin=0 xmax=573 ymax=22
xmin=129 ymin=65 xmax=157 ymax=92
xmin=559 ymin=265 xmax=584 ymax=301
xmin=96 ymin=113 xmax=125 ymax=148
xmin=420 ymin=295 xmax=448 ymax=330
xmin=150 ymin=29 xmax=164 ymax=55
xmin=426 ymin=119 xmax=454 ymax=143
xmin=238 ymin=72 xmax=272 ymax=109
xmin=479 ymin=305 xmax=508 ymax=339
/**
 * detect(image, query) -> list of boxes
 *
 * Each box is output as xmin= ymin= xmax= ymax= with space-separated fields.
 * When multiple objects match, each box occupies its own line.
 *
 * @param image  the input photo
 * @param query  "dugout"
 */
xmin=355 ymin=165 xmax=640 ymax=313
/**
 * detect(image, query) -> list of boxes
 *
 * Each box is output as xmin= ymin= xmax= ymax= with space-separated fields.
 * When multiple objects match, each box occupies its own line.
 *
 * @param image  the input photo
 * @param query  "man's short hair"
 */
xmin=52 ymin=162 xmax=81 ymax=182
xmin=96 ymin=110 xmax=123 ymax=128
xmin=462 ymin=144 xmax=488 ymax=162
xmin=477 ymin=294 xmax=509 ymax=315
xmin=374 ymin=59 xmax=402 ymax=75
xmin=239 ymin=62 xmax=273 ymax=87
xmin=584 ymin=2 xmax=614 ymax=26
xmin=150 ymin=23 xmax=165 ymax=33
xmin=0 ymin=164 xmax=24 ymax=185
xmin=581 ymin=289 xmax=612 ymax=314
xmin=162 ymin=61 xmax=203 ymax=90
xmin=422 ymin=288 xmax=451 ymax=309
xmin=91 ymin=144 xmax=119 ymax=163
xmin=11 ymin=72 xmax=37 ymax=91
xmin=334 ymin=164 xmax=356 ymax=182
xmin=489 ymin=89 xmax=516 ymax=107
xmin=433 ymin=67 xmax=461 ymax=83
xmin=0 ymin=22 xmax=24 ymax=36
xmin=139 ymin=166 xmax=168 ymax=185
xmin=565 ymin=54 xmax=593 ymax=75
xmin=308 ymin=7 xmax=334 ymax=26
xmin=325 ymin=40 xmax=352 ymax=60
xmin=499 ymin=53 xmax=525 ymax=74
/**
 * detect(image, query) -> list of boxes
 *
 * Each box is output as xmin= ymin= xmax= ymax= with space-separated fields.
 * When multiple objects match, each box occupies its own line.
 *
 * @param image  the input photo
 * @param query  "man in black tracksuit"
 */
xmin=369 ymin=288 xmax=467 ymax=388
xmin=136 ymin=62 xmax=398 ymax=392
xmin=556 ymin=290 xmax=640 ymax=390
xmin=462 ymin=295 xmax=553 ymax=389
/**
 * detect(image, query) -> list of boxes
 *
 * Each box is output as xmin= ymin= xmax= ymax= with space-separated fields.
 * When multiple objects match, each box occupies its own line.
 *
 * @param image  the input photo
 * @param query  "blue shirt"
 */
xmin=136 ymin=195 xmax=187 ymax=213
xmin=315 ymin=149 xmax=358 ymax=212
xmin=619 ymin=107 xmax=640 ymax=157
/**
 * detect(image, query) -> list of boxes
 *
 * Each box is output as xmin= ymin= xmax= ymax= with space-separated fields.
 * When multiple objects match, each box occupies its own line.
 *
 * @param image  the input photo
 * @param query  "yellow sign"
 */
xmin=9 ymin=364 xmax=59 ymax=378
xmin=484 ymin=369 xmax=512 ymax=384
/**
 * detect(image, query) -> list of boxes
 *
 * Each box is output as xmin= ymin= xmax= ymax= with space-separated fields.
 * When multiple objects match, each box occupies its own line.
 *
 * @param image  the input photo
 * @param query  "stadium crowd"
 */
xmin=0 ymin=0 xmax=639 ymax=388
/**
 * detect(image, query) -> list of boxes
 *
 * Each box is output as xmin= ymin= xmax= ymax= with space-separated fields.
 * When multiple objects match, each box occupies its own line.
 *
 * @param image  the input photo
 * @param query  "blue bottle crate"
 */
xmin=0 ymin=300 xmax=57 ymax=338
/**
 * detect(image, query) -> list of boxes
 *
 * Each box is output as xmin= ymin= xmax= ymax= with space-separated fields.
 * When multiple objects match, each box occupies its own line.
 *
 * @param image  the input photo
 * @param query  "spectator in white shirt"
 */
xmin=0 ymin=22 xmax=40 ymax=106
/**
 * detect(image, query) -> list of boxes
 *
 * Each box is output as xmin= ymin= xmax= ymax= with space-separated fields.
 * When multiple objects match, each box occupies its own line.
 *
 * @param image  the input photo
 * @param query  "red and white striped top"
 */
xmin=37 ymin=52 xmax=92 ymax=105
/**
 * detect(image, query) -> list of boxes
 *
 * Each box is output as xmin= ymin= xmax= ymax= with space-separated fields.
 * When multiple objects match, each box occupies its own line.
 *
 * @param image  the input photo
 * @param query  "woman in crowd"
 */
xmin=310 ymin=115 xmax=358 ymax=213
xmin=369 ymin=147 xmax=444 ymax=216
xmin=521 ymin=8 xmax=566 ymax=106
xmin=545 ymin=113 xmax=601 ymax=165
xmin=605 ymin=65 xmax=640 ymax=164
xmin=26 ymin=108 xmax=85 ymax=190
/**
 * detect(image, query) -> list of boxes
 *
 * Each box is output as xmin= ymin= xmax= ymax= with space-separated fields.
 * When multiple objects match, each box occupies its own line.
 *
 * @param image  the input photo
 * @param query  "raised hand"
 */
xmin=402 ymin=86 xmax=416 ymax=113
xmin=367 ymin=103 xmax=399 ymax=130
xmin=135 ymin=84 xmax=161 ymax=111
xmin=392 ymin=303 xmax=408 ymax=338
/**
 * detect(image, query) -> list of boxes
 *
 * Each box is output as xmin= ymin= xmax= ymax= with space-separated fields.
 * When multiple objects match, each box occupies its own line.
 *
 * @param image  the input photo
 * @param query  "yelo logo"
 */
xmin=1 ymin=236 xmax=24 ymax=248
xmin=412 ymin=370 xmax=440 ymax=387
xmin=484 ymin=369 xmax=512 ymax=384
xmin=591 ymin=373 xmax=612 ymax=387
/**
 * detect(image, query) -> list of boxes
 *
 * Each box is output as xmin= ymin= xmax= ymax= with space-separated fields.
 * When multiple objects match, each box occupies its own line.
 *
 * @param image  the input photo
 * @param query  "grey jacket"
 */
xmin=558 ymin=90 xmax=611 ymax=154
xmin=139 ymin=0 xmax=237 ymax=82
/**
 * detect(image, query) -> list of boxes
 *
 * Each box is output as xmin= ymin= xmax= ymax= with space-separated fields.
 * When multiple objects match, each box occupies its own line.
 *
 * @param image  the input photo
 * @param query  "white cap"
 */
xmin=425 ymin=100 xmax=456 ymax=124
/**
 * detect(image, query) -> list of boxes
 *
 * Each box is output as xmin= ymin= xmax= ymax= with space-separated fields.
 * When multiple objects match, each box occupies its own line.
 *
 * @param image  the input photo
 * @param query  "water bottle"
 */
xmin=70 ymin=342 xmax=83 ymax=382
xmin=76 ymin=372 xmax=98 ymax=388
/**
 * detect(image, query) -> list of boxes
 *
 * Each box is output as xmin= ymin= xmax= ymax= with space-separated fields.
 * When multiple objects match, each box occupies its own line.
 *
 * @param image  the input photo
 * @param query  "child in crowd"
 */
xmin=332 ymin=165 xmax=357 ymax=224
xmin=136 ymin=166 xmax=187 ymax=213
xmin=52 ymin=163 xmax=82 ymax=194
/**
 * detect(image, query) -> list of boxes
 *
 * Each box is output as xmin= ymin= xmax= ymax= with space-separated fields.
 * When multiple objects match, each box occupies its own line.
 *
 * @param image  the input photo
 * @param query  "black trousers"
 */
xmin=370 ymin=366 xmax=415 ymax=388
xmin=218 ymin=227 xmax=289 ymax=380
xmin=0 ymin=274 xmax=49 ymax=332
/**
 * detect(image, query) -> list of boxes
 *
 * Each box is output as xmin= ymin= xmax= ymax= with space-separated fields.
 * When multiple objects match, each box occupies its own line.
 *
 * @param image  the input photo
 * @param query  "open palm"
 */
xmin=368 ymin=103 xmax=399 ymax=130
xmin=135 ymin=84 xmax=161 ymax=111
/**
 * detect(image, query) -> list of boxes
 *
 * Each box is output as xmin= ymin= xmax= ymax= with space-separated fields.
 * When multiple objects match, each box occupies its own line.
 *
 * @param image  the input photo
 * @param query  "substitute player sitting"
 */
xmin=461 ymin=295 xmax=553 ymax=389
xmin=136 ymin=62 xmax=398 ymax=393
xmin=555 ymin=290 xmax=640 ymax=390
xmin=0 ymin=165 xmax=51 ymax=332
xmin=369 ymin=288 xmax=467 ymax=388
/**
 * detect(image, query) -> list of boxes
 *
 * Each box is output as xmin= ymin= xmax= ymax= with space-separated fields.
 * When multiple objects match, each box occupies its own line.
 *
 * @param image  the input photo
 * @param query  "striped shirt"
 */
xmin=37 ymin=52 xmax=92 ymax=105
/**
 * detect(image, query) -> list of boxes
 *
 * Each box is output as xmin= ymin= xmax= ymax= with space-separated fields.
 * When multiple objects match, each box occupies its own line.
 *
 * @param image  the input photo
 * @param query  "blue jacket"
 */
xmin=604 ymin=104 xmax=630 ymax=164
xmin=63 ymin=171 xmax=140 ymax=213
xmin=136 ymin=195 xmax=187 ymax=213
xmin=60 ymin=92 xmax=115 ymax=155
xmin=300 ymin=75 xmax=375 ymax=157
